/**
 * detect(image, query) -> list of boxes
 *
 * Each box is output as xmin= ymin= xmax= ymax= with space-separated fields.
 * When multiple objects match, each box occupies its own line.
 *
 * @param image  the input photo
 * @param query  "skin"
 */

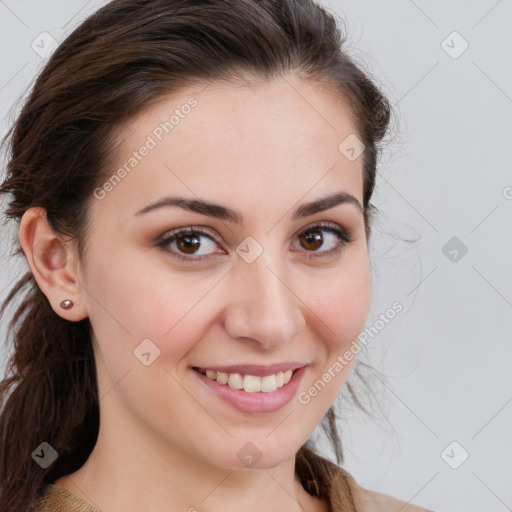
xmin=19 ymin=75 xmax=371 ymax=512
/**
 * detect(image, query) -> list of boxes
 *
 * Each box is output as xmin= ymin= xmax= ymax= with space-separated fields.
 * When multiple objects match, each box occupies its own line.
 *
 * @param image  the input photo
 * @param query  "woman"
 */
xmin=0 ymin=0 xmax=433 ymax=511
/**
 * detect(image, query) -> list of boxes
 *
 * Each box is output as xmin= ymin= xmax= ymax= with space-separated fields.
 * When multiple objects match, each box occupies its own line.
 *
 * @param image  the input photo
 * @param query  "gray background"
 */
xmin=0 ymin=1 xmax=511 ymax=511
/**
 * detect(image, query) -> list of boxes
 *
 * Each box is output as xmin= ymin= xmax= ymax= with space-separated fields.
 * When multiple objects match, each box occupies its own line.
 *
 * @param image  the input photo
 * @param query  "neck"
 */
xmin=54 ymin=401 xmax=326 ymax=512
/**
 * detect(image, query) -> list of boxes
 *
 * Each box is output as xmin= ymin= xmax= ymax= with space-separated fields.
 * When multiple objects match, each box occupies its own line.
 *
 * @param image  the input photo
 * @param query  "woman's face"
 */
xmin=77 ymin=76 xmax=370 ymax=470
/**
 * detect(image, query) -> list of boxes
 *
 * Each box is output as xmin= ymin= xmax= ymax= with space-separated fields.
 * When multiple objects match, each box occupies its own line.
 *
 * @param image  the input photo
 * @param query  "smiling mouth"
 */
xmin=192 ymin=367 xmax=297 ymax=393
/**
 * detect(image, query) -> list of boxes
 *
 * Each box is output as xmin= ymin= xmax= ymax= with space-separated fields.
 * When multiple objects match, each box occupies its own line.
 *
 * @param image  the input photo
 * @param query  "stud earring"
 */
xmin=60 ymin=299 xmax=74 ymax=309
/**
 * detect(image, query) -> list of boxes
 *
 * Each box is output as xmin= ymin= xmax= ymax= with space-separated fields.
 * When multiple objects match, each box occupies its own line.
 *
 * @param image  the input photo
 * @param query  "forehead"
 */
xmin=97 ymin=76 xmax=364 ymax=223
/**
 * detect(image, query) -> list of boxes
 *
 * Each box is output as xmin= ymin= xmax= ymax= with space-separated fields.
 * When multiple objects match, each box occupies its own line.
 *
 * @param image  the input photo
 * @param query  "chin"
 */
xmin=205 ymin=440 xmax=298 ymax=471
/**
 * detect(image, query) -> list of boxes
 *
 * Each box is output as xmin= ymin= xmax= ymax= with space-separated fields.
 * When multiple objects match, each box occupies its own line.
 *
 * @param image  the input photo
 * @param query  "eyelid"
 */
xmin=155 ymin=225 xmax=226 ymax=262
xmin=294 ymin=219 xmax=348 ymax=237
xmin=290 ymin=220 xmax=353 ymax=259
xmin=158 ymin=225 xmax=223 ymax=244
xmin=156 ymin=221 xmax=353 ymax=261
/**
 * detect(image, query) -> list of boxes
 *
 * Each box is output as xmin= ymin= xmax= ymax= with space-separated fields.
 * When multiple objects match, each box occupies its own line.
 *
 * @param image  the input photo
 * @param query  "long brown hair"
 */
xmin=0 ymin=0 xmax=392 ymax=510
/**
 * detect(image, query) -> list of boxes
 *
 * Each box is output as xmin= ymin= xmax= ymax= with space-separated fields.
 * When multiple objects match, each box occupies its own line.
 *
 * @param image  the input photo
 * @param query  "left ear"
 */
xmin=18 ymin=206 xmax=89 ymax=321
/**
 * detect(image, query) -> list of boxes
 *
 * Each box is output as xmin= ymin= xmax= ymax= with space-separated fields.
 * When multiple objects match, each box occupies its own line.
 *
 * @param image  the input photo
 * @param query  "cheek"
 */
xmin=85 ymin=241 xmax=370 ymax=342
xmin=84 ymin=250 xmax=224 ymax=366
xmin=83 ymin=233 xmax=370 ymax=379
xmin=304 ymin=252 xmax=371 ymax=351
xmin=293 ymin=254 xmax=370 ymax=416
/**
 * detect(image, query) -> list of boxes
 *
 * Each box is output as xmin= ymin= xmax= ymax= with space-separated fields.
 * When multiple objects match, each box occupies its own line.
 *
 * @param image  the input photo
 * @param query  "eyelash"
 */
xmin=155 ymin=221 xmax=354 ymax=262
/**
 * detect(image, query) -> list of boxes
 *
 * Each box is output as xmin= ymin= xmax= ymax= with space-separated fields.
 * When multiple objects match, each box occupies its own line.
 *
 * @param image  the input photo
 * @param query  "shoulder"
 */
xmin=296 ymin=447 xmax=434 ymax=512
xmin=32 ymin=483 xmax=99 ymax=512
xmin=357 ymin=486 xmax=434 ymax=512
xmin=331 ymin=465 xmax=434 ymax=512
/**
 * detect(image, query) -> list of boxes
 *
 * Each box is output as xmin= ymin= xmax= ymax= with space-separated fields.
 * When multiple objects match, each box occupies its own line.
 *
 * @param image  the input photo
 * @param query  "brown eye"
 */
xmin=157 ymin=222 xmax=352 ymax=262
xmin=175 ymin=233 xmax=201 ymax=255
xmin=298 ymin=230 xmax=324 ymax=251
xmin=292 ymin=222 xmax=352 ymax=259
xmin=157 ymin=226 xmax=224 ymax=261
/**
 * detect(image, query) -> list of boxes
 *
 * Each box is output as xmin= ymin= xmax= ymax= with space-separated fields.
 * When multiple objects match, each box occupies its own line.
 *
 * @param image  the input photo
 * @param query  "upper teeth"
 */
xmin=199 ymin=369 xmax=294 ymax=393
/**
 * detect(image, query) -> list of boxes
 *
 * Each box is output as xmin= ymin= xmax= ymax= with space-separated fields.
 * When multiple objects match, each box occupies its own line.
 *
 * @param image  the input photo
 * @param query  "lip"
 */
xmin=191 ymin=365 xmax=309 ymax=414
xmin=192 ymin=362 xmax=307 ymax=377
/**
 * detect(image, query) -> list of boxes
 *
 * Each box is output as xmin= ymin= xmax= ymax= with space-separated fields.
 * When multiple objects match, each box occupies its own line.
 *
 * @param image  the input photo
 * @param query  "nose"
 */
xmin=222 ymin=252 xmax=306 ymax=351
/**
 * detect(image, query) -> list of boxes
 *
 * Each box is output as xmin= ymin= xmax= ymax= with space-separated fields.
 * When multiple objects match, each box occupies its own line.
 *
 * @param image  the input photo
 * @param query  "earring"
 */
xmin=60 ymin=299 xmax=74 ymax=309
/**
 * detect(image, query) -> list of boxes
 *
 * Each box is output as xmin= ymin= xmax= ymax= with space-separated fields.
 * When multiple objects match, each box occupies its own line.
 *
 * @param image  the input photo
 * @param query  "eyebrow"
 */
xmin=134 ymin=192 xmax=363 ymax=223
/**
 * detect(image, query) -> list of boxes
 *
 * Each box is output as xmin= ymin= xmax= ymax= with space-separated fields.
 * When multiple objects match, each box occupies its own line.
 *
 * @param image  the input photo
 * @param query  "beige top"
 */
xmin=34 ymin=454 xmax=434 ymax=512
